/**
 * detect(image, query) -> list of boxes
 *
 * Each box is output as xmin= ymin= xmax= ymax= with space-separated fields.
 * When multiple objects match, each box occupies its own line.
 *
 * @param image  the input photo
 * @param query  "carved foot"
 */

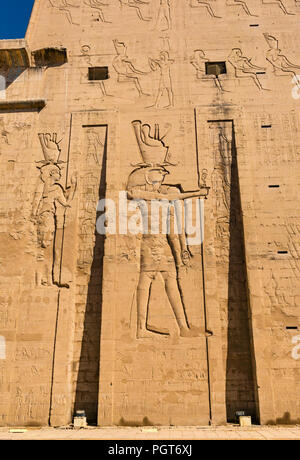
xmin=179 ymin=325 xmax=212 ymax=338
xmin=137 ymin=325 xmax=169 ymax=338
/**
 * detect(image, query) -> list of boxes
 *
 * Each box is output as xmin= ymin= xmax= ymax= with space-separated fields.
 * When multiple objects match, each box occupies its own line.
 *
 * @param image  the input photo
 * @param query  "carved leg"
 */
xmin=136 ymin=272 xmax=153 ymax=338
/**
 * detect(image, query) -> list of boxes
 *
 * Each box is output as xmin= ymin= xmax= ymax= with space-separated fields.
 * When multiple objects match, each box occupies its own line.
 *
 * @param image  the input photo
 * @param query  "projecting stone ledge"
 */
xmin=0 ymin=99 xmax=46 ymax=111
xmin=32 ymin=48 xmax=68 ymax=67
xmin=0 ymin=39 xmax=68 ymax=68
xmin=0 ymin=39 xmax=30 ymax=68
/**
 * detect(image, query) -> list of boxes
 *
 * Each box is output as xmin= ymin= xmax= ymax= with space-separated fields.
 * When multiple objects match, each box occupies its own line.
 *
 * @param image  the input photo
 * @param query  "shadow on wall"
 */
xmin=119 ymin=417 xmax=154 ymax=427
xmin=73 ymin=130 xmax=107 ymax=425
xmin=267 ymin=412 xmax=300 ymax=426
xmin=225 ymin=123 xmax=259 ymax=423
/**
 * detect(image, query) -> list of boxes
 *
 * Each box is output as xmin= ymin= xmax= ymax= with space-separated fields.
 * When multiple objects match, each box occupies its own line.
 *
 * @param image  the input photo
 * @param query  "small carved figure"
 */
xmin=228 ymin=48 xmax=267 ymax=90
xmin=190 ymin=49 xmax=227 ymax=92
xmin=128 ymin=121 xmax=209 ymax=338
xmin=49 ymin=0 xmax=80 ymax=25
xmin=149 ymin=51 xmax=174 ymax=108
xmin=81 ymin=45 xmax=111 ymax=97
xmin=155 ymin=0 xmax=172 ymax=31
xmin=264 ymin=33 xmax=300 ymax=88
xmin=262 ymin=0 xmax=295 ymax=15
xmin=86 ymin=128 xmax=104 ymax=164
xmin=226 ymin=0 xmax=258 ymax=16
xmin=83 ymin=0 xmax=111 ymax=23
xmin=189 ymin=0 xmax=221 ymax=18
xmin=119 ymin=0 xmax=151 ymax=21
xmin=112 ymin=40 xmax=148 ymax=96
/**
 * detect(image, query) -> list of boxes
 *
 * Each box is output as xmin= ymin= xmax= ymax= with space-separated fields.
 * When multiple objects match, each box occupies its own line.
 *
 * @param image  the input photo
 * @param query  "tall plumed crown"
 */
xmin=132 ymin=120 xmax=174 ymax=167
xmin=38 ymin=133 xmax=63 ymax=165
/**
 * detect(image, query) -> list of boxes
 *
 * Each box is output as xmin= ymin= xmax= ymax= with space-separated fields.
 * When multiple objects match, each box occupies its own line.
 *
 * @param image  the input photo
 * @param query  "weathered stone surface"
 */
xmin=0 ymin=0 xmax=299 ymax=427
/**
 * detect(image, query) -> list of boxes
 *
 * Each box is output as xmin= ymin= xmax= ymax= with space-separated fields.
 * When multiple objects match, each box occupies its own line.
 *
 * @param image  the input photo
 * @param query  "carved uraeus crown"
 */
xmin=37 ymin=133 xmax=64 ymax=165
xmin=132 ymin=120 xmax=174 ymax=167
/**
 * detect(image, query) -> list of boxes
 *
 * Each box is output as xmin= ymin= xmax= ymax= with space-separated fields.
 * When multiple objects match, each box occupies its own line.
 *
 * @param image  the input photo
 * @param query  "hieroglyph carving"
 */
xmin=127 ymin=120 xmax=209 ymax=338
xmin=32 ymin=134 xmax=77 ymax=287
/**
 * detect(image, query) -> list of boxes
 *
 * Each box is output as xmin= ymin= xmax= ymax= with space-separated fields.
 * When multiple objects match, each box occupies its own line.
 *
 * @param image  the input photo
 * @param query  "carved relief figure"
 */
xmin=127 ymin=120 xmax=209 ymax=338
xmin=112 ymin=40 xmax=148 ymax=96
xmin=226 ymin=0 xmax=257 ymax=16
xmin=262 ymin=0 xmax=295 ymax=15
xmin=228 ymin=48 xmax=267 ymax=90
xmin=86 ymin=128 xmax=104 ymax=165
xmin=149 ymin=51 xmax=174 ymax=108
xmin=49 ymin=0 xmax=80 ymax=25
xmin=155 ymin=0 xmax=172 ymax=31
xmin=119 ymin=0 xmax=151 ymax=21
xmin=189 ymin=0 xmax=221 ymax=18
xmin=32 ymin=134 xmax=77 ymax=287
xmin=190 ymin=49 xmax=227 ymax=92
xmin=83 ymin=0 xmax=111 ymax=23
xmin=263 ymin=34 xmax=300 ymax=88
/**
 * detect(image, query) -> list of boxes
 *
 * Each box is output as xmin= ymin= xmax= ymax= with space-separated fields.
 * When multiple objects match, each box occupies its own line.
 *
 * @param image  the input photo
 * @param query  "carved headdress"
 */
xmin=37 ymin=133 xmax=63 ymax=165
xmin=131 ymin=120 xmax=174 ymax=167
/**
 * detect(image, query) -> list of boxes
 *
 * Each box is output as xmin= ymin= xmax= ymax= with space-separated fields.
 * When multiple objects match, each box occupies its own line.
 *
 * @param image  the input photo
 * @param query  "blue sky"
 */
xmin=0 ymin=0 xmax=34 ymax=39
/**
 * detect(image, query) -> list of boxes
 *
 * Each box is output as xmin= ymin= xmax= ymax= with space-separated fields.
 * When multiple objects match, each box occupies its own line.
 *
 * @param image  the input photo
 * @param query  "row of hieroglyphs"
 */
xmin=1 ymin=334 xmax=299 ymax=359
xmin=79 ymin=33 xmax=300 ymax=106
xmin=48 ymin=0 xmax=300 ymax=26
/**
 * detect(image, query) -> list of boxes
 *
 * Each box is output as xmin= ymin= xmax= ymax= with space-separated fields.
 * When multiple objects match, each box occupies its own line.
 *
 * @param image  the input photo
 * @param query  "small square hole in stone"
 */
xmin=205 ymin=62 xmax=227 ymax=77
xmin=88 ymin=67 xmax=109 ymax=81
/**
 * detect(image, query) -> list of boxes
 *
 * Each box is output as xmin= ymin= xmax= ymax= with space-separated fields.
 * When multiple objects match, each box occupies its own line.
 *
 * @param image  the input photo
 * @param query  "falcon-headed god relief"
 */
xmin=127 ymin=120 xmax=210 ymax=338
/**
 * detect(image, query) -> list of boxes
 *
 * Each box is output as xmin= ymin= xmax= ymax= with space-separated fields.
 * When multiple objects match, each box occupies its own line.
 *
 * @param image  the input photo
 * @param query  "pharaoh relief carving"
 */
xmin=112 ymin=40 xmax=149 ymax=97
xmin=263 ymin=34 xmax=300 ymax=88
xmin=228 ymin=48 xmax=268 ymax=91
xmin=32 ymin=134 xmax=77 ymax=287
xmin=49 ymin=0 xmax=80 ymax=25
xmin=127 ymin=120 xmax=210 ymax=339
xmin=148 ymin=51 xmax=174 ymax=108
xmin=190 ymin=50 xmax=227 ymax=92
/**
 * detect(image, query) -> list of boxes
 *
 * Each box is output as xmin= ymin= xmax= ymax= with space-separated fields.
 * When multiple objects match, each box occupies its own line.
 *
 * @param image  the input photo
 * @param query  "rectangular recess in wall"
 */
xmin=286 ymin=327 xmax=298 ymax=330
xmin=88 ymin=67 xmax=109 ymax=81
xmin=268 ymin=185 xmax=280 ymax=188
xmin=277 ymin=251 xmax=288 ymax=254
xmin=261 ymin=125 xmax=272 ymax=128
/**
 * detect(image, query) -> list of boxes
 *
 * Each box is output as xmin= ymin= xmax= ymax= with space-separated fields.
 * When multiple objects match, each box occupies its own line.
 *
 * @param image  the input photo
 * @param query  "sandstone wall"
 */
xmin=0 ymin=0 xmax=299 ymax=426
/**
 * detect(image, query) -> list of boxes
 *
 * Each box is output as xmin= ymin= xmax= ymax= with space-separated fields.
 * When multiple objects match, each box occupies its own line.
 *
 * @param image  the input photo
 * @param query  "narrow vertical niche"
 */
xmin=208 ymin=119 xmax=259 ymax=423
xmin=73 ymin=125 xmax=108 ymax=424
